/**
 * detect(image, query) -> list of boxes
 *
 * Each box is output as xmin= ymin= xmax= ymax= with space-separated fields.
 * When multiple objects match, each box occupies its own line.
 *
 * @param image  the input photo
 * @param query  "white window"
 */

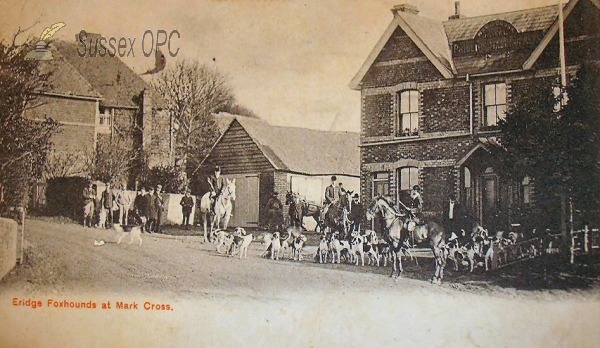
xmin=397 ymin=167 xmax=418 ymax=205
xmin=99 ymin=107 xmax=112 ymax=126
xmin=372 ymin=172 xmax=389 ymax=198
xmin=463 ymin=167 xmax=473 ymax=209
xmin=398 ymin=90 xmax=419 ymax=136
xmin=484 ymin=83 xmax=506 ymax=127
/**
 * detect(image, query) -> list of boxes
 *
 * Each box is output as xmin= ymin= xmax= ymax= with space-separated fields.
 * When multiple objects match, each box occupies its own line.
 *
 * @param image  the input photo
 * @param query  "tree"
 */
xmin=0 ymin=31 xmax=59 ymax=212
xmin=498 ymin=63 xmax=600 ymax=236
xmin=85 ymin=136 xmax=139 ymax=185
xmin=152 ymin=60 xmax=232 ymax=175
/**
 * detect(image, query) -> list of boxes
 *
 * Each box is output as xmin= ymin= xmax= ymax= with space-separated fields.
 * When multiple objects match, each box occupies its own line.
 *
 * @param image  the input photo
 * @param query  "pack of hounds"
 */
xmin=210 ymin=224 xmax=539 ymax=274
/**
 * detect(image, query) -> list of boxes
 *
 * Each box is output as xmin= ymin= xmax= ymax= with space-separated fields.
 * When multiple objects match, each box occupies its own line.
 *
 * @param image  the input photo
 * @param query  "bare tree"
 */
xmin=43 ymin=151 xmax=90 ymax=180
xmin=0 ymin=29 xmax=59 ymax=211
xmin=85 ymin=136 xmax=139 ymax=184
xmin=152 ymin=60 xmax=234 ymax=173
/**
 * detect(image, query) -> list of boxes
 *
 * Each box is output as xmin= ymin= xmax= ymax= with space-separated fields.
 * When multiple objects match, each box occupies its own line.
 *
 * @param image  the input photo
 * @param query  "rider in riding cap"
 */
xmin=408 ymin=185 xmax=424 ymax=225
xmin=323 ymin=175 xmax=340 ymax=216
xmin=207 ymin=165 xmax=226 ymax=215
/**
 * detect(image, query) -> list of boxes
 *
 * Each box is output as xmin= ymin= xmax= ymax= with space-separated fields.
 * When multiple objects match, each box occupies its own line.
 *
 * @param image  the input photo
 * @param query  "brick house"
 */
xmin=27 ymin=34 xmax=171 ymax=181
xmin=350 ymin=0 xmax=599 ymax=230
xmin=202 ymin=114 xmax=360 ymax=228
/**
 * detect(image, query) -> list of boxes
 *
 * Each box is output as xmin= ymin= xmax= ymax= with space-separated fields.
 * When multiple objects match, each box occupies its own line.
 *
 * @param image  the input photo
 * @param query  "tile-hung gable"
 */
xmin=351 ymin=0 xmax=600 ymax=230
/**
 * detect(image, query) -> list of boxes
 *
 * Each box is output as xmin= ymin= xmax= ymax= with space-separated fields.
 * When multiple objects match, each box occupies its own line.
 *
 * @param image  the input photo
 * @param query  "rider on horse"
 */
xmin=323 ymin=175 xmax=340 ymax=215
xmin=207 ymin=165 xmax=226 ymax=215
xmin=402 ymin=185 xmax=425 ymax=230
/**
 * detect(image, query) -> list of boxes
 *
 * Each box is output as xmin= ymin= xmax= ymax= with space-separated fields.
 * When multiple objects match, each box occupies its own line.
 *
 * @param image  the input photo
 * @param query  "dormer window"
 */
xmin=398 ymin=90 xmax=419 ymax=137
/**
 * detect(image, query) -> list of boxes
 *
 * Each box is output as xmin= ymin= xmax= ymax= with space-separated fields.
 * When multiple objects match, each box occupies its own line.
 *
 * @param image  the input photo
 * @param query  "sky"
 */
xmin=1 ymin=0 xmax=561 ymax=132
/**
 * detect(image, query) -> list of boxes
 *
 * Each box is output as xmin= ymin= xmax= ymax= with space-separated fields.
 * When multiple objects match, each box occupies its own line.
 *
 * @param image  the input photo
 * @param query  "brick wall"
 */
xmin=363 ymin=94 xmax=393 ymax=137
xmin=362 ymin=62 xmax=442 ymax=88
xmin=27 ymin=95 xmax=97 ymax=124
xmin=422 ymin=86 xmax=470 ymax=133
xmin=149 ymin=109 xmax=171 ymax=166
xmin=362 ymin=136 xmax=475 ymax=165
xmin=374 ymin=27 xmax=424 ymax=62
xmin=51 ymin=124 xmax=95 ymax=153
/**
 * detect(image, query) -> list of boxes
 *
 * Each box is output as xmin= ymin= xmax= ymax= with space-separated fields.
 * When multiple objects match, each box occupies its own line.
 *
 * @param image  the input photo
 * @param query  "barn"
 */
xmin=202 ymin=114 xmax=360 ymax=228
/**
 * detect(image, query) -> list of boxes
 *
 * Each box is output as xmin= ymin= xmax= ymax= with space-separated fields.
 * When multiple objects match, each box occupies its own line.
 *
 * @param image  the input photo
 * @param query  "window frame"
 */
xmin=397 ymin=90 xmax=420 ymax=137
xmin=372 ymin=172 xmax=390 ymax=199
xmin=483 ymin=82 xmax=507 ymax=128
xmin=397 ymin=166 xmax=419 ymax=206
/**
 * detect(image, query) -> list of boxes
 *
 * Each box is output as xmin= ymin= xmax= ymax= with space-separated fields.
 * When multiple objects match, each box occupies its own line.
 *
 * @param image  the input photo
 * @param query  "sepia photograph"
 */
xmin=0 ymin=0 xmax=599 ymax=346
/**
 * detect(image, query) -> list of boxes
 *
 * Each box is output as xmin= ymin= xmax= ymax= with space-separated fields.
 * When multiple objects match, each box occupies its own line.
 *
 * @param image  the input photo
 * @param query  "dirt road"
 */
xmin=1 ymin=218 xmax=600 ymax=347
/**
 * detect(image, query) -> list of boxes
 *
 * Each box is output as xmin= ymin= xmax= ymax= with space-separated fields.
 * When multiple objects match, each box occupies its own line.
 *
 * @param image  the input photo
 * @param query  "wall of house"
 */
xmin=26 ymin=95 xmax=98 ymax=156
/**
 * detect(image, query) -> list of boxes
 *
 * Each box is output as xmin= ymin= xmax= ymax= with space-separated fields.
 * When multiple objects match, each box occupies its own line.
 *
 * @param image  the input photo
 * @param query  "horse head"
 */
xmin=224 ymin=178 xmax=236 ymax=201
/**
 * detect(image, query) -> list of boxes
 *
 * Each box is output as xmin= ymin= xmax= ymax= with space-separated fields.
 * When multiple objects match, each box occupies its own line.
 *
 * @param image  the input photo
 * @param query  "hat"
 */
xmin=412 ymin=185 xmax=421 ymax=192
xmin=353 ymin=193 xmax=359 ymax=199
xmin=331 ymin=175 xmax=337 ymax=181
xmin=148 ymin=186 xmax=155 ymax=191
xmin=214 ymin=165 xmax=221 ymax=171
xmin=157 ymin=184 xmax=162 ymax=189
xmin=273 ymin=191 xmax=279 ymax=196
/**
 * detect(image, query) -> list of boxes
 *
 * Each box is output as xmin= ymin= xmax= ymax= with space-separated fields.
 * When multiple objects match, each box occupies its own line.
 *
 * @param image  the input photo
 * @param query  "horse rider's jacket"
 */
xmin=207 ymin=174 xmax=226 ymax=213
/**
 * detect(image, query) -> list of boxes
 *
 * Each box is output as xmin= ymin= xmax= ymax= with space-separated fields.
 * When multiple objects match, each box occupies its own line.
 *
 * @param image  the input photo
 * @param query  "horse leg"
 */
xmin=203 ymin=212 xmax=208 ymax=243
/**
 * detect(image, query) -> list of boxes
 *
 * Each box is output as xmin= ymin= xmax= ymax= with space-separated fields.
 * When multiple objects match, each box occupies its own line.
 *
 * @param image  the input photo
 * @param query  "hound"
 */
xmin=270 ymin=232 xmax=281 ymax=260
xmin=281 ymin=229 xmax=294 ymax=259
xmin=350 ymin=232 xmax=365 ymax=266
xmin=214 ymin=230 xmax=234 ymax=254
xmin=261 ymin=232 xmax=274 ymax=258
xmin=329 ymin=232 xmax=343 ymax=264
xmin=293 ymin=234 xmax=307 ymax=261
xmin=318 ymin=235 xmax=329 ymax=264
xmin=362 ymin=230 xmax=380 ymax=266
xmin=235 ymin=234 xmax=254 ymax=259
xmin=114 ymin=223 xmax=142 ymax=246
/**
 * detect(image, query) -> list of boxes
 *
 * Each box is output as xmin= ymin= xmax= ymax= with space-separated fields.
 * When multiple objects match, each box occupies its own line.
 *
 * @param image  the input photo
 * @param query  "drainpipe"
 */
xmin=467 ymin=73 xmax=473 ymax=134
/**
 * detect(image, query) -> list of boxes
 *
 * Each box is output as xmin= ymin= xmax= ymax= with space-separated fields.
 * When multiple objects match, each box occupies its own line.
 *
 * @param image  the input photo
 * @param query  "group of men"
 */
xmin=82 ymin=182 xmax=165 ymax=233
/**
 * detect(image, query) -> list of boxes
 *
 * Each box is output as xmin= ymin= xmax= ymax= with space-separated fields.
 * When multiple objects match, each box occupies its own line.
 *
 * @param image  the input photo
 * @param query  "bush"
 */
xmin=45 ymin=177 xmax=88 ymax=218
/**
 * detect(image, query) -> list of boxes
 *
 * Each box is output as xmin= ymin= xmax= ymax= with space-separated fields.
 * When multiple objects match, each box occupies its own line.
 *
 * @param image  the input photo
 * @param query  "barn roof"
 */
xmin=48 ymin=39 xmax=165 ymax=108
xmin=210 ymin=113 xmax=360 ymax=176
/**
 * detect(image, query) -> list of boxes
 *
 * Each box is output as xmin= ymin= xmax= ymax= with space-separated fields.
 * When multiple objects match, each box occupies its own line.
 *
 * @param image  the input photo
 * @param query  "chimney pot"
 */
xmin=448 ymin=1 xmax=463 ymax=20
xmin=391 ymin=4 xmax=419 ymax=16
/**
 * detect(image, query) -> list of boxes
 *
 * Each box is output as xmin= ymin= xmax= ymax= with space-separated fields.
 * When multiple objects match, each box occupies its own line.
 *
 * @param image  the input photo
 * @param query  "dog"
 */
xmin=280 ymin=229 xmax=294 ymax=259
xmin=214 ymin=230 xmax=234 ymax=254
xmin=318 ymin=235 xmax=329 ymax=263
xmin=376 ymin=241 xmax=390 ymax=267
xmin=114 ymin=223 xmax=142 ymax=246
xmin=270 ymin=232 xmax=281 ymax=260
xmin=293 ymin=234 xmax=307 ymax=261
xmin=229 ymin=233 xmax=254 ymax=259
xmin=261 ymin=232 xmax=274 ymax=258
xmin=97 ymin=208 xmax=108 ymax=229
xmin=350 ymin=232 xmax=366 ymax=266
xmin=329 ymin=232 xmax=343 ymax=264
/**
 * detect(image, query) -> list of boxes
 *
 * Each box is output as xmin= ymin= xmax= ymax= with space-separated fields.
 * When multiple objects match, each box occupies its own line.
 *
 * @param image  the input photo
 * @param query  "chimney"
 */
xmin=448 ymin=1 xmax=463 ymax=20
xmin=391 ymin=4 xmax=419 ymax=16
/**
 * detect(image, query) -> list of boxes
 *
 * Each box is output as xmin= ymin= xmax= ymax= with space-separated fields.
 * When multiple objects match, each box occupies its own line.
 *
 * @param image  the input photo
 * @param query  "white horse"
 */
xmin=199 ymin=178 xmax=236 ymax=243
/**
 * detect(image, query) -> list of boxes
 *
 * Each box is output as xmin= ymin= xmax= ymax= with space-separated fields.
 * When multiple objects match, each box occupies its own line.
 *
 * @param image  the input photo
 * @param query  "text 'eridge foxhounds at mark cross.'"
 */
xmin=76 ymin=29 xmax=180 ymax=58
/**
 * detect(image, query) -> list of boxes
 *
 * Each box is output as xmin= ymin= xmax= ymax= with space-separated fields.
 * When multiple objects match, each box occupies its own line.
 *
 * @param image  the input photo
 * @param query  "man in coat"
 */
xmin=207 ymin=165 xmax=226 ymax=215
xmin=147 ymin=187 xmax=158 ymax=233
xmin=82 ymin=181 xmax=96 ymax=227
xmin=115 ymin=183 xmax=132 ymax=225
xmin=134 ymin=187 xmax=149 ymax=231
xmin=350 ymin=193 xmax=364 ymax=233
xmin=443 ymin=193 xmax=463 ymax=234
xmin=180 ymin=189 xmax=195 ymax=229
xmin=265 ymin=192 xmax=283 ymax=231
xmin=154 ymin=184 xmax=165 ymax=233
xmin=99 ymin=182 xmax=115 ymax=228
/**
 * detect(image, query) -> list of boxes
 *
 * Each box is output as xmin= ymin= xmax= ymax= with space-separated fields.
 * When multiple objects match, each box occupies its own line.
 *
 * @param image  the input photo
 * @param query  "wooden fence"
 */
xmin=493 ymin=237 xmax=544 ymax=269
xmin=570 ymin=226 xmax=600 ymax=264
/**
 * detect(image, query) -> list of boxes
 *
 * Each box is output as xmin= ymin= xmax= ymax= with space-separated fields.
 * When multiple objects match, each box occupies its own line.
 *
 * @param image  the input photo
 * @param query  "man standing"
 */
xmin=154 ymin=184 xmax=165 ymax=233
xmin=82 ymin=181 xmax=96 ymax=227
xmin=265 ymin=191 xmax=283 ymax=231
xmin=443 ymin=193 xmax=462 ymax=234
xmin=180 ymin=189 xmax=194 ymax=229
xmin=207 ymin=165 xmax=226 ymax=214
xmin=147 ymin=187 xmax=158 ymax=233
xmin=115 ymin=183 xmax=132 ymax=225
xmin=100 ymin=182 xmax=115 ymax=228
xmin=350 ymin=193 xmax=364 ymax=233
xmin=134 ymin=187 xmax=149 ymax=231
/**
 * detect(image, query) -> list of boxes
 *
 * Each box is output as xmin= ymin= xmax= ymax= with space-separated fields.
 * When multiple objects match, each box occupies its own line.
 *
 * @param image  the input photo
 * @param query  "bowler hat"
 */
xmin=353 ymin=193 xmax=359 ymax=199
xmin=331 ymin=175 xmax=337 ymax=181
xmin=412 ymin=185 xmax=421 ymax=192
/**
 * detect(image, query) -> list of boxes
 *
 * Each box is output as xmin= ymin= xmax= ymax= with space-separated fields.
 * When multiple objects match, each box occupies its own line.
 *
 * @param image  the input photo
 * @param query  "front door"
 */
xmin=481 ymin=169 xmax=498 ymax=229
xmin=224 ymin=174 xmax=259 ymax=228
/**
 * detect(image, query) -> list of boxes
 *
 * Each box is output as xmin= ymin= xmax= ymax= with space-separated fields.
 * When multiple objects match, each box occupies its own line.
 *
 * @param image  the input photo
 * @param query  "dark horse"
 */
xmin=365 ymin=196 xmax=448 ymax=284
xmin=285 ymin=191 xmax=325 ymax=232
xmin=322 ymin=190 xmax=354 ymax=236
